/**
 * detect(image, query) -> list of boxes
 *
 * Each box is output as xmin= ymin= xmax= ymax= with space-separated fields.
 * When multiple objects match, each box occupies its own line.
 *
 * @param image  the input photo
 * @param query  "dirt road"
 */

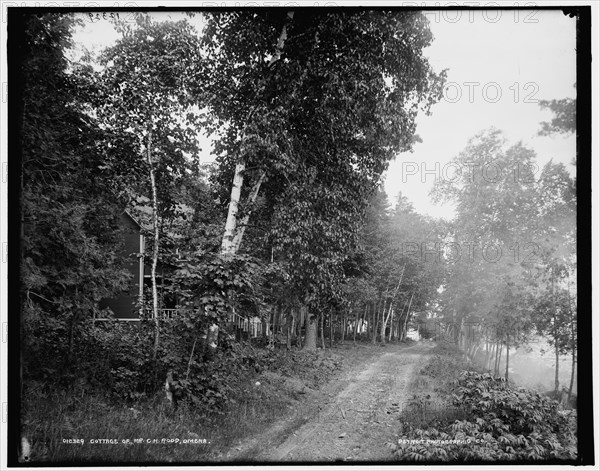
xmin=230 ymin=341 xmax=434 ymax=463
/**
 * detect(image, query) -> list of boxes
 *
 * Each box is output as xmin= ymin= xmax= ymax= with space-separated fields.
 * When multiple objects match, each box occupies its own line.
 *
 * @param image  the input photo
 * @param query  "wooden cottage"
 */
xmin=97 ymin=211 xmax=174 ymax=321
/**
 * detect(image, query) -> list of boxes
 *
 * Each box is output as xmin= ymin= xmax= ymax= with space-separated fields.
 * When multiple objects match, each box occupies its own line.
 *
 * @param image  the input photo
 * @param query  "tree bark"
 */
xmin=329 ymin=311 xmax=333 ymax=348
xmin=146 ymin=126 xmax=160 ymax=361
xmin=379 ymin=298 xmax=387 ymax=344
xmin=353 ymin=305 xmax=361 ymax=346
xmin=552 ymin=273 xmax=560 ymax=395
xmin=385 ymin=266 xmax=405 ymax=344
xmin=485 ymin=339 xmax=490 ymax=370
xmin=402 ymin=292 xmax=414 ymax=341
xmin=304 ymin=308 xmax=317 ymax=351
xmin=554 ymin=341 xmax=560 ymax=394
xmin=361 ymin=303 xmax=368 ymax=341
xmin=286 ymin=307 xmax=292 ymax=350
xmin=366 ymin=301 xmax=371 ymax=341
xmin=268 ymin=305 xmax=277 ymax=349
xmin=231 ymin=171 xmax=265 ymax=253
xmin=568 ymin=353 xmax=576 ymax=404
xmin=396 ymin=298 xmax=408 ymax=342
xmin=320 ymin=312 xmax=325 ymax=349
xmin=221 ymin=160 xmax=245 ymax=255
xmin=382 ymin=302 xmax=393 ymax=344
xmin=505 ymin=342 xmax=510 ymax=382
xmin=297 ymin=306 xmax=304 ymax=348
xmin=372 ymin=298 xmax=380 ymax=344
xmin=494 ymin=341 xmax=501 ymax=376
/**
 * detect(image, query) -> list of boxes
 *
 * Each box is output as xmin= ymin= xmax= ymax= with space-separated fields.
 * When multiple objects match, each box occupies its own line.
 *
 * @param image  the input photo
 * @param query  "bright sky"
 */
xmin=385 ymin=10 xmax=577 ymax=218
xmin=71 ymin=9 xmax=577 ymax=220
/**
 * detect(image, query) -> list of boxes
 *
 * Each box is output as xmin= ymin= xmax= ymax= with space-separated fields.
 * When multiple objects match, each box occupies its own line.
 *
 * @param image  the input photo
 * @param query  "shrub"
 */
xmin=392 ymin=371 xmax=577 ymax=461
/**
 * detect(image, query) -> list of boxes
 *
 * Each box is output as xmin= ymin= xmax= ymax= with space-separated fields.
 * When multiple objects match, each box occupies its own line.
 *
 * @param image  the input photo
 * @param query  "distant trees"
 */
xmin=431 ymin=127 xmax=575 ymax=383
xmin=539 ymin=96 xmax=576 ymax=136
xmin=532 ymin=94 xmax=577 ymax=397
xmin=336 ymin=189 xmax=446 ymax=346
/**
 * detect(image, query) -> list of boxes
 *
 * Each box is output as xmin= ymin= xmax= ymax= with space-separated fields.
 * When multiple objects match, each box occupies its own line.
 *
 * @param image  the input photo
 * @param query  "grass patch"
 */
xmin=399 ymin=342 xmax=474 ymax=432
xmin=21 ymin=345 xmax=344 ymax=464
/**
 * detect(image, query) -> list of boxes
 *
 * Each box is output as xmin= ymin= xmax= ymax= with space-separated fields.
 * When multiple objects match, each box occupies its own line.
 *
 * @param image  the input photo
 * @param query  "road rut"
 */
xmin=251 ymin=341 xmax=434 ymax=462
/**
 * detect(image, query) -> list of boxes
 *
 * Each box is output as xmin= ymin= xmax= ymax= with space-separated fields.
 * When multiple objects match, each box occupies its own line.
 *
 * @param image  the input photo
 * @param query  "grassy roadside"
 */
xmin=396 ymin=341 xmax=476 ymax=432
xmin=392 ymin=342 xmax=577 ymax=462
xmin=22 ymin=341 xmax=396 ymax=464
xmin=21 ymin=344 xmax=345 ymax=463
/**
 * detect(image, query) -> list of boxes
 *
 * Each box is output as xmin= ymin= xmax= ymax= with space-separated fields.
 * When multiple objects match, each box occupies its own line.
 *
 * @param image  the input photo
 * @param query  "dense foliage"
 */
xmin=19 ymin=13 xmax=133 ymax=383
xmin=393 ymin=371 xmax=577 ymax=461
xmin=18 ymin=10 xmax=448 ymax=399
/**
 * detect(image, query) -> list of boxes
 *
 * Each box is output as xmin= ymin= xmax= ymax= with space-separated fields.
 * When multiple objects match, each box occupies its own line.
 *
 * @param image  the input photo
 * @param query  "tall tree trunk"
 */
xmin=396 ymin=297 xmax=408 ymax=342
xmin=217 ymin=14 xmax=295 ymax=354
xmin=552 ymin=273 xmax=560 ymax=395
xmin=381 ymin=300 xmax=393 ymax=345
xmin=554 ymin=340 xmax=560 ymax=395
xmin=146 ymin=126 xmax=160 ymax=361
xmin=402 ymin=292 xmax=414 ymax=341
xmin=286 ymin=307 xmax=292 ymax=350
xmin=219 ymin=13 xmax=293 ymax=255
xmin=485 ymin=339 xmax=490 ymax=370
xmin=504 ymin=342 xmax=510 ymax=382
xmin=353 ymin=305 xmax=361 ymax=346
xmin=320 ymin=312 xmax=325 ymax=349
xmin=232 ymin=171 xmax=265 ymax=253
xmin=329 ymin=311 xmax=333 ymax=348
xmin=268 ymin=305 xmax=276 ymax=349
xmin=221 ymin=160 xmax=245 ymax=255
xmin=372 ymin=298 xmax=380 ymax=344
xmin=297 ymin=306 xmax=304 ymax=348
xmin=385 ymin=266 xmax=405 ymax=343
xmin=402 ymin=311 xmax=410 ymax=341
xmin=494 ymin=341 xmax=501 ymax=376
xmin=379 ymin=298 xmax=387 ymax=344
xmin=361 ymin=303 xmax=368 ymax=341
xmin=367 ymin=301 xmax=372 ymax=342
xmin=568 ymin=353 xmax=576 ymax=404
xmin=367 ymin=302 xmax=372 ymax=341
xmin=304 ymin=308 xmax=317 ymax=351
